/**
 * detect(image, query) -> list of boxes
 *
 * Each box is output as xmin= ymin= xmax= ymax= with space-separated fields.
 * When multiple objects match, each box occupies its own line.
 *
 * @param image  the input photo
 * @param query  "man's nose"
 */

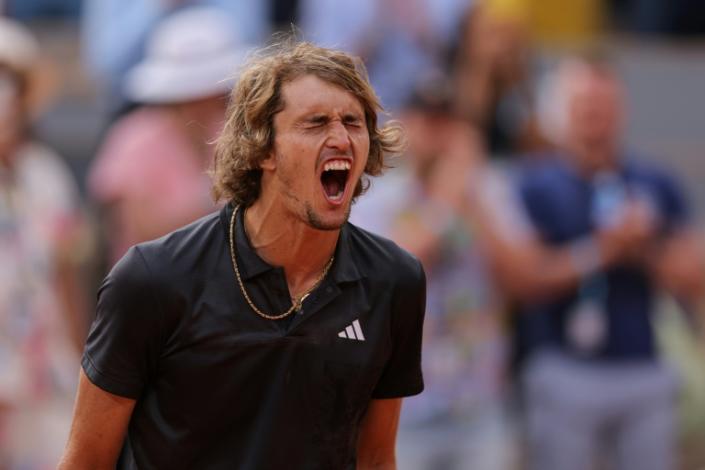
xmin=325 ymin=121 xmax=351 ymax=152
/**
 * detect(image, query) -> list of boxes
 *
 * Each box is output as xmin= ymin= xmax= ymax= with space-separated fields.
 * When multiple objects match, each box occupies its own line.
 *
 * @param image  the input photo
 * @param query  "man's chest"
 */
xmin=530 ymin=175 xmax=666 ymax=243
xmin=147 ymin=279 xmax=392 ymax=434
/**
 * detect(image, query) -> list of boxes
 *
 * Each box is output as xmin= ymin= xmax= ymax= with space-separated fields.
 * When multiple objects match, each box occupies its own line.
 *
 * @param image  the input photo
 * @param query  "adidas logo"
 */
xmin=337 ymin=319 xmax=365 ymax=341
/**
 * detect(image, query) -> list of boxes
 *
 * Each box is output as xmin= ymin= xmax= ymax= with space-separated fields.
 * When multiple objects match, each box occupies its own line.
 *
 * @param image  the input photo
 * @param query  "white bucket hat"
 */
xmin=123 ymin=6 xmax=251 ymax=104
xmin=0 ymin=17 xmax=58 ymax=117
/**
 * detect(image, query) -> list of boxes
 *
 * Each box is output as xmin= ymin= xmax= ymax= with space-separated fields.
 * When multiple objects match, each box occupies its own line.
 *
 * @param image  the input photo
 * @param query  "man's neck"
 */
xmin=567 ymin=142 xmax=619 ymax=178
xmin=243 ymin=198 xmax=339 ymax=299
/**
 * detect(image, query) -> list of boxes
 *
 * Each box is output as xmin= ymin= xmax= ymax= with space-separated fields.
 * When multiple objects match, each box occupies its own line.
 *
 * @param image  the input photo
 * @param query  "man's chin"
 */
xmin=305 ymin=204 xmax=351 ymax=231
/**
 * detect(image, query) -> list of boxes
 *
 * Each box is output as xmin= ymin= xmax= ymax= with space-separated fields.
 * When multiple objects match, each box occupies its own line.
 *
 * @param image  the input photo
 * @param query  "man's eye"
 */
xmin=306 ymin=118 xmax=327 ymax=128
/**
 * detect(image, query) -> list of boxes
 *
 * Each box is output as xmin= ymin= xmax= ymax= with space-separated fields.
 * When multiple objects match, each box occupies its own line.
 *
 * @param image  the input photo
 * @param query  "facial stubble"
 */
xmin=276 ymin=152 xmax=354 ymax=231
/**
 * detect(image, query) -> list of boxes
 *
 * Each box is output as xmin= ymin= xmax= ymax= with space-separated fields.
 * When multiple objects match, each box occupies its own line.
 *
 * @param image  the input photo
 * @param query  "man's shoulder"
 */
xmin=124 ymin=209 xmax=225 ymax=280
xmin=519 ymin=155 xmax=570 ymax=185
xmin=345 ymin=222 xmax=424 ymax=284
xmin=623 ymin=157 xmax=683 ymax=188
xmin=515 ymin=156 xmax=574 ymax=207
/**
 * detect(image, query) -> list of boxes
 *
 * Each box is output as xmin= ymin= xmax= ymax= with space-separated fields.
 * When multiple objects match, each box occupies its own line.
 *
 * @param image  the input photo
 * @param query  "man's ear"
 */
xmin=259 ymin=150 xmax=276 ymax=171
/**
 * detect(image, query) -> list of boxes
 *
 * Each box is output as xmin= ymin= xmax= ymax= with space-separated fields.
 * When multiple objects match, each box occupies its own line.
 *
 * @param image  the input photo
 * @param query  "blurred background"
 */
xmin=1 ymin=0 xmax=705 ymax=468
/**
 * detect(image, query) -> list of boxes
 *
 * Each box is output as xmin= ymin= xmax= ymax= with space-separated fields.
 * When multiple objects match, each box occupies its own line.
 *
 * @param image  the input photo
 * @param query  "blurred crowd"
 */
xmin=1 ymin=0 xmax=705 ymax=469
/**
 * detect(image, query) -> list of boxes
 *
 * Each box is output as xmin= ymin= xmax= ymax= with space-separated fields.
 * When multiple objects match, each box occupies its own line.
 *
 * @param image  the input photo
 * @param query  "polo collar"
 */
xmin=331 ymin=223 xmax=364 ymax=283
xmin=222 ymin=203 xmax=364 ymax=283
xmin=223 ymin=204 xmax=273 ymax=280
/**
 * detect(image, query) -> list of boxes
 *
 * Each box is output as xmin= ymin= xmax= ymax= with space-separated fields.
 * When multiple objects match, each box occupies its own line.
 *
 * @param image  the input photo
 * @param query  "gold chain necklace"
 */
xmin=228 ymin=205 xmax=335 ymax=320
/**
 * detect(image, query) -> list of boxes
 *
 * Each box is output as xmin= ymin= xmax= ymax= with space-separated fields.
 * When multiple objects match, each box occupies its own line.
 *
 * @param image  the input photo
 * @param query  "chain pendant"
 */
xmin=229 ymin=206 xmax=333 ymax=321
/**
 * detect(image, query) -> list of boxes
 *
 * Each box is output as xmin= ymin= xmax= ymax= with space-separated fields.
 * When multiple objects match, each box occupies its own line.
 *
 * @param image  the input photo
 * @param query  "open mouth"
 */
xmin=320 ymin=159 xmax=351 ymax=204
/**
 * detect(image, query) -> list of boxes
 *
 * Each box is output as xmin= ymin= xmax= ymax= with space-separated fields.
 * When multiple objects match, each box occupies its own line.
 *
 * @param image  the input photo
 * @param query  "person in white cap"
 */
xmin=88 ymin=6 xmax=251 ymax=265
xmin=0 ymin=17 xmax=89 ymax=468
xmin=81 ymin=0 xmax=268 ymax=111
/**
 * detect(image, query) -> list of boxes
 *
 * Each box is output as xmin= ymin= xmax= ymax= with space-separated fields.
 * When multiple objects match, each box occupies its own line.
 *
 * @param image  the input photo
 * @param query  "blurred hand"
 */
xmin=392 ymin=213 xmax=442 ymax=270
xmin=428 ymin=120 xmax=482 ymax=212
xmin=597 ymin=198 xmax=658 ymax=265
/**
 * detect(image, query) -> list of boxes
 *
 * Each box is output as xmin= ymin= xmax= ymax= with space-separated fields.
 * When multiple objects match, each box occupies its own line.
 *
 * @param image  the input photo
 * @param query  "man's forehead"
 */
xmin=280 ymin=74 xmax=365 ymax=114
xmin=564 ymin=64 xmax=621 ymax=96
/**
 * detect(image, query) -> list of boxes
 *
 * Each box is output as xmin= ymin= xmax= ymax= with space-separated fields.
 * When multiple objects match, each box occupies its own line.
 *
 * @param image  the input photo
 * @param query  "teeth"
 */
xmin=323 ymin=160 xmax=351 ymax=172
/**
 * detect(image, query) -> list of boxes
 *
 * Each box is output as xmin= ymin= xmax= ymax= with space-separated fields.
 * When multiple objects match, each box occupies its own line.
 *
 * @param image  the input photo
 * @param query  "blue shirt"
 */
xmin=515 ymin=155 xmax=690 ymax=362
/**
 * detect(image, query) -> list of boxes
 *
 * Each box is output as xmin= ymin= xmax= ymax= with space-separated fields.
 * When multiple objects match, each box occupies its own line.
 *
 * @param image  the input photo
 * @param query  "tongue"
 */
xmin=323 ymin=178 xmax=342 ymax=198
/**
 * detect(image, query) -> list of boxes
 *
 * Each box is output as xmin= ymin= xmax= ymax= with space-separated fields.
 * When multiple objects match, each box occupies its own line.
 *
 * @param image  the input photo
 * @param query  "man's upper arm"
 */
xmin=59 ymin=370 xmax=136 ymax=469
xmin=653 ymin=229 xmax=705 ymax=300
xmin=357 ymin=398 xmax=402 ymax=470
xmin=650 ymin=169 xmax=703 ymax=298
xmin=61 ymin=245 xmax=167 ymax=466
xmin=655 ymin=168 xmax=691 ymax=231
xmin=371 ymin=256 xmax=426 ymax=399
xmin=82 ymin=245 xmax=165 ymax=398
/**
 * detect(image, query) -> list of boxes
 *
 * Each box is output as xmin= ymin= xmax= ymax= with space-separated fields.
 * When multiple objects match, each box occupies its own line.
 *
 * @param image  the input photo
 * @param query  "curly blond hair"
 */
xmin=211 ymin=41 xmax=404 ymax=206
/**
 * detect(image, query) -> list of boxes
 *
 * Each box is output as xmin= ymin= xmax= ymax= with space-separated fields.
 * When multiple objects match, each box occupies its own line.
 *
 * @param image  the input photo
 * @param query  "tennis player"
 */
xmin=59 ymin=41 xmax=426 ymax=469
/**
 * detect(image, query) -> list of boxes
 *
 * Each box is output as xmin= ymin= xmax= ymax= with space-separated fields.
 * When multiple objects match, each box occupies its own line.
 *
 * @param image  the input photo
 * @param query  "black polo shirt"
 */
xmin=81 ymin=203 xmax=426 ymax=469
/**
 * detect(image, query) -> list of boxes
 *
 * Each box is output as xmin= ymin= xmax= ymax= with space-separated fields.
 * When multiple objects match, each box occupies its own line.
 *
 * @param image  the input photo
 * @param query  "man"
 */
xmin=484 ymin=55 xmax=704 ymax=470
xmin=59 ymin=42 xmax=425 ymax=469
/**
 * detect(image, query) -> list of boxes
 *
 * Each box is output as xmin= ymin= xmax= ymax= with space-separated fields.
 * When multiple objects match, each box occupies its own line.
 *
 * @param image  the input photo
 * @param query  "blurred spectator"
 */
xmin=451 ymin=2 xmax=546 ymax=158
xmin=610 ymin=0 xmax=705 ymax=36
xmin=0 ymin=17 xmax=88 ymax=468
xmin=482 ymin=0 xmax=604 ymax=45
xmin=269 ymin=0 xmax=299 ymax=33
xmin=3 ymin=0 xmax=81 ymax=20
xmin=300 ymin=0 xmax=471 ymax=111
xmin=88 ymin=6 xmax=248 ymax=265
xmin=81 ymin=0 xmax=266 ymax=113
xmin=351 ymin=77 xmax=517 ymax=470
xmin=488 ymin=54 xmax=705 ymax=470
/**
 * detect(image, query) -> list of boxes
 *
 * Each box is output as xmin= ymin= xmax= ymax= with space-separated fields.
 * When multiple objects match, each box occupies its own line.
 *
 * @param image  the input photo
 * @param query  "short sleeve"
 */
xmin=81 ymin=246 xmax=165 ymax=399
xmin=655 ymin=170 xmax=691 ymax=232
xmin=518 ymin=172 xmax=550 ymax=233
xmin=372 ymin=257 xmax=426 ymax=398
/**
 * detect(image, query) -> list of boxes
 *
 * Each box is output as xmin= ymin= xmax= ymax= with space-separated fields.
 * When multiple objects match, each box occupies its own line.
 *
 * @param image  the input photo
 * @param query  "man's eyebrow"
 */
xmin=297 ymin=113 xmax=329 ymax=125
xmin=342 ymin=113 xmax=363 ymax=122
xmin=296 ymin=111 xmax=364 ymax=126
